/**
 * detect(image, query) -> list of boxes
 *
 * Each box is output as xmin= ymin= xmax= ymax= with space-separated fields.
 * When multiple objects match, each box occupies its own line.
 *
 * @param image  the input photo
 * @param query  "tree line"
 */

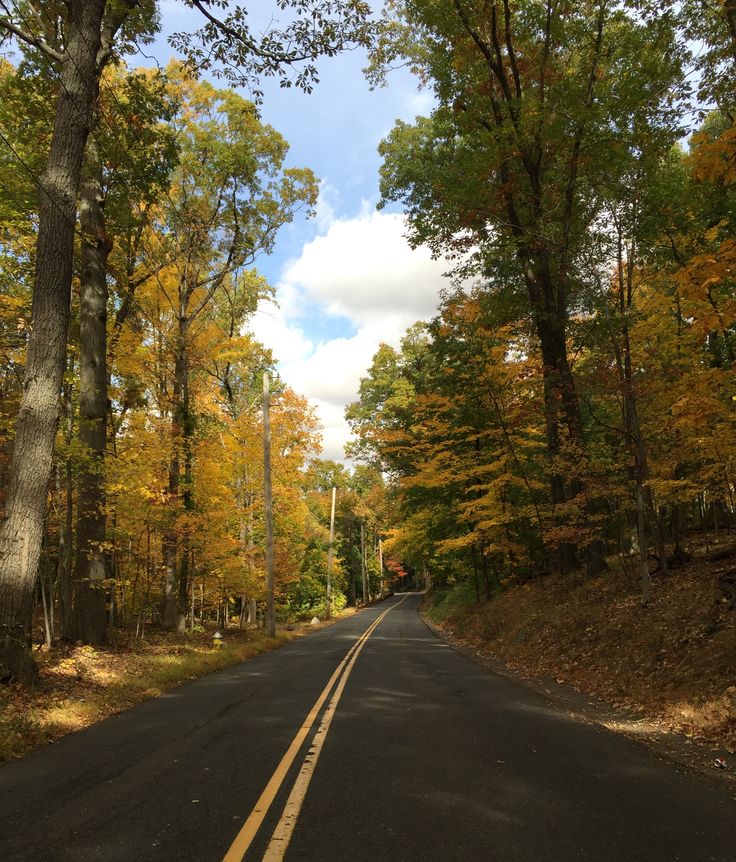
xmin=348 ymin=1 xmax=736 ymax=602
xmin=0 ymin=0 xmax=376 ymax=683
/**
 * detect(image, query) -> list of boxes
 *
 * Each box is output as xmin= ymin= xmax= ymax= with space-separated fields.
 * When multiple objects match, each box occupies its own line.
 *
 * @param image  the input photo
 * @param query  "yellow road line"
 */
xmin=222 ymin=595 xmax=409 ymax=862
xmin=262 ymin=595 xmax=409 ymax=861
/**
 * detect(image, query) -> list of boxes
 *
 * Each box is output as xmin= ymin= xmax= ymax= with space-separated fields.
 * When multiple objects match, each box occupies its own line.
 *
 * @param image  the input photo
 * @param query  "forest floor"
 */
xmin=0 ymin=612 xmax=354 ymax=764
xmin=425 ymin=532 xmax=736 ymax=763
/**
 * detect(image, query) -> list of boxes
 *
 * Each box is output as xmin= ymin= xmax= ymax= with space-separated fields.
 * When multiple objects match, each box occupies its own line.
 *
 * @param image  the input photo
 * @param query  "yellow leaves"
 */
xmin=645 ymin=478 xmax=698 ymax=506
xmin=436 ymin=532 xmax=478 ymax=555
xmin=690 ymin=123 xmax=736 ymax=186
xmin=677 ymin=238 xmax=736 ymax=318
xmin=0 ymin=294 xmax=26 ymax=316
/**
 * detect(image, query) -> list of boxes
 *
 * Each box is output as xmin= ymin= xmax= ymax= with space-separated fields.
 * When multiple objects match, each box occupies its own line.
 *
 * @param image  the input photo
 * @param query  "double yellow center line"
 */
xmin=222 ymin=594 xmax=410 ymax=862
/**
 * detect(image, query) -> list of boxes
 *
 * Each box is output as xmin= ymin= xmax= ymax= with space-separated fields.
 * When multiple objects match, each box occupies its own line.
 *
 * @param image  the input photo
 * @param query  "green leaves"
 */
xmin=171 ymin=1 xmax=376 ymax=101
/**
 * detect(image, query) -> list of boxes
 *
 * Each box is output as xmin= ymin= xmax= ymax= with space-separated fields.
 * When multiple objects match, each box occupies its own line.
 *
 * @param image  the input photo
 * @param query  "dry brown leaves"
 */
xmin=437 ymin=538 xmax=736 ymax=753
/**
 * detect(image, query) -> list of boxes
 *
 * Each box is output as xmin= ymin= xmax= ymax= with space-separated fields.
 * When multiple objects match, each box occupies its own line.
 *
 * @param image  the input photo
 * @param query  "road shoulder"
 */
xmin=420 ymin=605 xmax=736 ymax=796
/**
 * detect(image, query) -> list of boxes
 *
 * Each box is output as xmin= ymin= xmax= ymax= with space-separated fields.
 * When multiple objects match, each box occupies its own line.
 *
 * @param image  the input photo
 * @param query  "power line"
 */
xmin=0 ymin=170 xmax=37 ymax=226
xmin=0 ymin=6 xmax=274 ymax=397
xmin=0 ymin=124 xmax=82 ymax=237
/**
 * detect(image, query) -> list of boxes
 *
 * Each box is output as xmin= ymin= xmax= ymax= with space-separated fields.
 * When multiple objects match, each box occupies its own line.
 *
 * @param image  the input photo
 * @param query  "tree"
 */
xmin=148 ymin=68 xmax=317 ymax=632
xmin=0 ymin=0 xmax=128 ymax=682
xmin=0 ymin=0 xmax=372 ymax=681
xmin=70 ymin=65 xmax=178 ymax=644
xmin=372 ymin=0 xmax=684 ymax=569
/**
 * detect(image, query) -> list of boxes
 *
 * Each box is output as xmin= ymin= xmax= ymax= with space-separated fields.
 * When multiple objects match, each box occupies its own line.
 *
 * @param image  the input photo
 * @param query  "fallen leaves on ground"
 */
xmin=0 ymin=624 xmax=315 ymax=763
xmin=430 ymin=537 xmax=736 ymax=754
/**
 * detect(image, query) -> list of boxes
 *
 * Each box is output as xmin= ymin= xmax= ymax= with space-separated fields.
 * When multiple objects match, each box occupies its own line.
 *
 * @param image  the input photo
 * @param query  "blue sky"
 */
xmin=149 ymin=2 xmax=452 ymax=460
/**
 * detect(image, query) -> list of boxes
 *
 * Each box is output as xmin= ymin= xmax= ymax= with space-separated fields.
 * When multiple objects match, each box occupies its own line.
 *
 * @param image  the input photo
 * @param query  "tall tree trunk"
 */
xmin=326 ymin=485 xmax=336 ymax=618
xmin=40 ymin=529 xmax=53 ymax=647
xmin=175 ymin=309 xmax=195 ymax=635
xmin=360 ymin=522 xmax=367 ymax=604
xmin=534 ymin=303 xmax=580 ymax=571
xmin=624 ymin=347 xmax=655 ymax=603
xmin=70 ymin=137 xmax=110 ymax=644
xmin=0 ymin=1 xmax=106 ymax=682
xmin=162 ymin=528 xmax=178 ymax=628
xmin=604 ymin=253 xmax=654 ymax=604
xmin=162 ymin=319 xmax=187 ymax=630
xmin=422 ymin=561 xmax=432 ymax=594
xmin=471 ymin=544 xmax=480 ymax=604
xmin=535 ymin=296 xmax=608 ymax=575
xmin=237 ymin=477 xmax=247 ymax=628
xmin=725 ymin=0 xmax=736 ymax=62
xmin=481 ymin=552 xmax=491 ymax=600
xmin=177 ymin=534 xmax=190 ymax=635
xmin=246 ymin=475 xmax=257 ymax=623
xmin=57 ymin=380 xmax=74 ymax=639
xmin=378 ymin=536 xmax=383 ymax=598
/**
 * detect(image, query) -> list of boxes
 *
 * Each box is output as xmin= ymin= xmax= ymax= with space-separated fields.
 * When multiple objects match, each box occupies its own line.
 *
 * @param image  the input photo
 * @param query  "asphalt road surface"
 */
xmin=1 ymin=594 xmax=734 ymax=861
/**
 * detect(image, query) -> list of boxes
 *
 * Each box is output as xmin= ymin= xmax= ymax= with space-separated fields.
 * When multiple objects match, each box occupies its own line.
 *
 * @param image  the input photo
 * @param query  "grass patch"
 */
xmin=425 ymin=580 xmax=479 ymax=625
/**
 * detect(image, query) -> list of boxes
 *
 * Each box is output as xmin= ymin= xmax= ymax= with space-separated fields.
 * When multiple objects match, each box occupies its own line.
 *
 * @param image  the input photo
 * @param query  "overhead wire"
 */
xmin=0 ymin=123 xmax=83 ymax=238
xmin=2 ymin=1 xmax=259 ymax=365
xmin=1 ymin=4 xmax=282 ymax=422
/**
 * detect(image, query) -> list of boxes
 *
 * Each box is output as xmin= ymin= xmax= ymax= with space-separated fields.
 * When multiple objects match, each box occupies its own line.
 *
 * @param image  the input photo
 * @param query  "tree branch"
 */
xmin=0 ymin=15 xmax=64 ymax=62
xmin=190 ymin=0 xmax=312 ymax=65
xmin=97 ymin=0 xmax=138 ymax=69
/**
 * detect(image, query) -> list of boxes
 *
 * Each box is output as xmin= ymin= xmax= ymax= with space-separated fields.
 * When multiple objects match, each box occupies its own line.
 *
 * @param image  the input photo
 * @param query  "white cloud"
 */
xmin=313 ymin=181 xmax=339 ymax=233
xmin=249 ymin=304 xmax=312 ymax=365
xmin=282 ymin=207 xmax=449 ymax=328
xmin=402 ymin=88 xmax=436 ymax=119
xmin=283 ymin=329 xmax=380 ymax=404
xmin=251 ymin=209 xmax=454 ymax=461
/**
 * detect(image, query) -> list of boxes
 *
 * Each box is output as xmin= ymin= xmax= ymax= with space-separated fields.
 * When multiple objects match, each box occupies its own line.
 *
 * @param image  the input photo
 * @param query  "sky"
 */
xmin=149 ymin=2 xmax=451 ymax=462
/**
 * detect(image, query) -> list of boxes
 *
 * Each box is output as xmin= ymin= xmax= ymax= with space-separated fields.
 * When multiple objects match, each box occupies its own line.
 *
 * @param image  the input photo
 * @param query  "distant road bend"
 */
xmin=1 ymin=594 xmax=734 ymax=861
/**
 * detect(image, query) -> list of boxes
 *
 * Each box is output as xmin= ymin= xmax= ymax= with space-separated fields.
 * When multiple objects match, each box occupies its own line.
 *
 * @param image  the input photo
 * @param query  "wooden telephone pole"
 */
xmin=378 ymin=537 xmax=384 ymax=597
xmin=360 ymin=522 xmax=368 ymax=605
xmin=326 ymin=486 xmax=336 ymax=619
xmin=263 ymin=371 xmax=275 ymax=637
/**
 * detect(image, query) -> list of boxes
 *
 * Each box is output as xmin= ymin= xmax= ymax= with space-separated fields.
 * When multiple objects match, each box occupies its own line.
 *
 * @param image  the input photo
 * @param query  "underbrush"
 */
xmin=425 ymin=580 xmax=478 ymax=625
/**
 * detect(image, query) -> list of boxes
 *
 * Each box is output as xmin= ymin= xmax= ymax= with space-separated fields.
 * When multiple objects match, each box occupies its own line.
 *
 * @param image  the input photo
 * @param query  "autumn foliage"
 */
xmin=349 ymin=1 xmax=736 ymax=608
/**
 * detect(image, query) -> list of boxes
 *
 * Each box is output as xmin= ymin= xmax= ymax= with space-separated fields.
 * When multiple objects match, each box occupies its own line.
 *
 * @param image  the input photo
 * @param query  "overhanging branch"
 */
xmin=0 ymin=15 xmax=64 ymax=62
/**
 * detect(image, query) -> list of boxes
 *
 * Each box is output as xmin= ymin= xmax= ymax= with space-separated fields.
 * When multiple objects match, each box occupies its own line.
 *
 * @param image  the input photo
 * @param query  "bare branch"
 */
xmin=0 ymin=15 xmax=64 ymax=62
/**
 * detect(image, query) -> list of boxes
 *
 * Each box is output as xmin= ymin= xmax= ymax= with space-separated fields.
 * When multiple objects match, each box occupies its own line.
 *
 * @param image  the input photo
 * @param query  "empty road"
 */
xmin=1 ymin=594 xmax=734 ymax=861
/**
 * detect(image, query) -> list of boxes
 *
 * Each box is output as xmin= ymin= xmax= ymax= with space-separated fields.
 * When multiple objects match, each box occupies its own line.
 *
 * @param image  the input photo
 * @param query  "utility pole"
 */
xmin=263 ymin=371 xmax=276 ymax=637
xmin=360 ymin=522 xmax=368 ymax=605
xmin=326 ymin=486 xmax=336 ymax=619
xmin=378 ymin=537 xmax=384 ymax=597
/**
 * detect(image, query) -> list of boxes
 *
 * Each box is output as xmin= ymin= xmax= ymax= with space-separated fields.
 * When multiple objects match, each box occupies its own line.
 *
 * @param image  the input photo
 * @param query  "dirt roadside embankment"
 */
xmin=423 ymin=543 xmax=736 ymax=782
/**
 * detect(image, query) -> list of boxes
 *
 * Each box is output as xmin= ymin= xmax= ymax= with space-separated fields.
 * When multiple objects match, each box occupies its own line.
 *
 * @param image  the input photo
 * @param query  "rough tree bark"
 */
xmin=0 ymin=1 xmax=106 ymax=682
xmin=70 ymin=137 xmax=111 ymax=644
xmin=56 ymin=378 xmax=74 ymax=639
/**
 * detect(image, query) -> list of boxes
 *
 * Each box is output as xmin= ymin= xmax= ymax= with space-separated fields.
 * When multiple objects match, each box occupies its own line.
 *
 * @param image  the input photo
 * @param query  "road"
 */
xmin=1 ymin=594 xmax=734 ymax=861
